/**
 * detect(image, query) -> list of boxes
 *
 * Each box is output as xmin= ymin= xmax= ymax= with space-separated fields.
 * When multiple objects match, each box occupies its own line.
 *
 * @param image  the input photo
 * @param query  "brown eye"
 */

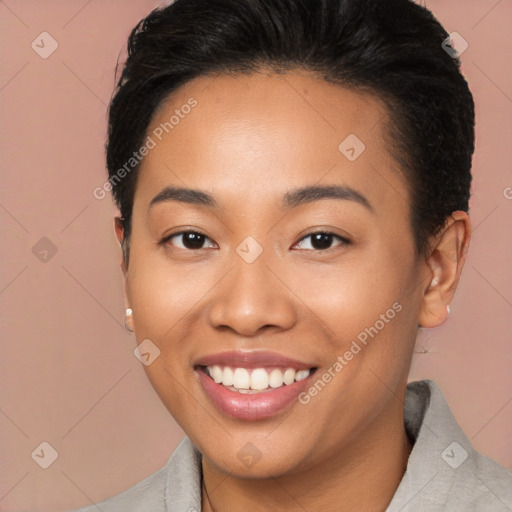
xmin=163 ymin=231 xmax=216 ymax=250
xmin=294 ymin=232 xmax=350 ymax=251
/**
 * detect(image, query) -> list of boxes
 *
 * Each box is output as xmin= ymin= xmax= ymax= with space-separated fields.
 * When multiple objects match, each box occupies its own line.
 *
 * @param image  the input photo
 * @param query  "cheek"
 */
xmin=289 ymin=251 xmax=416 ymax=437
xmin=126 ymin=245 xmax=214 ymax=342
xmin=288 ymin=250 xmax=408 ymax=333
xmin=125 ymin=246 xmax=224 ymax=418
xmin=127 ymin=253 xmax=208 ymax=423
xmin=288 ymin=246 xmax=417 ymax=384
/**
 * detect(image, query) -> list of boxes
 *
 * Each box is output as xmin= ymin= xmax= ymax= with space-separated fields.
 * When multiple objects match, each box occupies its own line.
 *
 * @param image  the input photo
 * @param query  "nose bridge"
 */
xmin=207 ymin=244 xmax=296 ymax=336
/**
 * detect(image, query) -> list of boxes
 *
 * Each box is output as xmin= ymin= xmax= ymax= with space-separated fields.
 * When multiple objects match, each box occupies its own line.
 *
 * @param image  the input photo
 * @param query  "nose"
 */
xmin=207 ymin=254 xmax=297 ymax=337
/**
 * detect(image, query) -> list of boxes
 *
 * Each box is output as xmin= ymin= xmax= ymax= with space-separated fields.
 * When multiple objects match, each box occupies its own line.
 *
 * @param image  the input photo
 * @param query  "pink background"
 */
xmin=1 ymin=1 xmax=511 ymax=510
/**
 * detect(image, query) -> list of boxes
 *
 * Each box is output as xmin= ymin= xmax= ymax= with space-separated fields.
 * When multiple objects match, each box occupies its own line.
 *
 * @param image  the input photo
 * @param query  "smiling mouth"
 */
xmin=198 ymin=365 xmax=318 ymax=394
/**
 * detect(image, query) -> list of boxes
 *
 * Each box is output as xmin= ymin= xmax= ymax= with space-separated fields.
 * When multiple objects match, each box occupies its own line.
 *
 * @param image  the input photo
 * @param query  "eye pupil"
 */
xmin=183 ymin=232 xmax=205 ymax=250
xmin=311 ymin=233 xmax=333 ymax=250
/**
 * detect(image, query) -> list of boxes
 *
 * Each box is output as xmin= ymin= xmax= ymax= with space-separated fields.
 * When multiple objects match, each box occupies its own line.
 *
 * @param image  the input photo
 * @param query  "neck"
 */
xmin=201 ymin=398 xmax=413 ymax=512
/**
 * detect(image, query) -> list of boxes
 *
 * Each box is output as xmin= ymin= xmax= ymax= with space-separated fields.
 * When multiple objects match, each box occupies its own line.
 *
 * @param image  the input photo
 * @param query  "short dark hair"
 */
xmin=107 ymin=0 xmax=475 ymax=263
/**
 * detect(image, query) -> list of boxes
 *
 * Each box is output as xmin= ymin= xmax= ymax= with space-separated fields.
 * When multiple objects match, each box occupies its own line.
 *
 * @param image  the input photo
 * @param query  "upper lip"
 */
xmin=194 ymin=350 xmax=316 ymax=370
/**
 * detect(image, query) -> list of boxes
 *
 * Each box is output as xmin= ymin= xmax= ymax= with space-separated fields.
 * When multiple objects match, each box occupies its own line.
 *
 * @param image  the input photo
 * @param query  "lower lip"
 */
xmin=196 ymin=368 xmax=314 ymax=421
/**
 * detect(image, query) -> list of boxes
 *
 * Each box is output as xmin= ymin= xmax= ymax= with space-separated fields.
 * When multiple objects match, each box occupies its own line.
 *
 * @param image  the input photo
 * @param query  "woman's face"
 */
xmin=122 ymin=71 xmax=431 ymax=477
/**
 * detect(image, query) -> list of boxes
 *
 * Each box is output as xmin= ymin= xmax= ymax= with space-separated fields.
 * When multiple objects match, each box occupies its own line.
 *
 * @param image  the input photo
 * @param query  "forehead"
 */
xmin=136 ymin=70 xmax=408 ymax=214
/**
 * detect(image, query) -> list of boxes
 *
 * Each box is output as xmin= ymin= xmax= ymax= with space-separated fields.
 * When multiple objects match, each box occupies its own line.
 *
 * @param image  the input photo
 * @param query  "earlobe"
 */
xmin=114 ymin=217 xmax=133 ymax=330
xmin=418 ymin=285 xmax=449 ymax=328
xmin=124 ymin=307 xmax=134 ymax=332
xmin=418 ymin=211 xmax=471 ymax=328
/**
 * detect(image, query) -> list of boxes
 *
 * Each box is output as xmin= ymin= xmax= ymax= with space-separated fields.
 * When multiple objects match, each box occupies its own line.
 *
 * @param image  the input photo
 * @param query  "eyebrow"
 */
xmin=148 ymin=185 xmax=374 ymax=212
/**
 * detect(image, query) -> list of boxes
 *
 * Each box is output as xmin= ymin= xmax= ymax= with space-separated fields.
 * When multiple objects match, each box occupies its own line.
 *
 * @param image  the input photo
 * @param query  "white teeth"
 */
xmin=221 ymin=367 xmax=234 ymax=387
xmin=250 ymin=368 xmax=269 ymax=390
xmin=283 ymin=368 xmax=296 ymax=385
xmin=233 ymin=368 xmax=250 ymax=389
xmin=269 ymin=369 xmax=284 ymax=388
xmin=211 ymin=365 xmax=223 ymax=384
xmin=205 ymin=366 xmax=312 ymax=391
xmin=295 ymin=369 xmax=310 ymax=382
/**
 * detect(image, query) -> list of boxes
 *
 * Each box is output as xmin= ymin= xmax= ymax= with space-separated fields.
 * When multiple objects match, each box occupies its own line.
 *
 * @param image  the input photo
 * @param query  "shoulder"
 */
xmin=68 ymin=437 xmax=202 ymax=512
xmin=461 ymin=441 xmax=512 ymax=511
xmin=390 ymin=380 xmax=512 ymax=512
xmin=69 ymin=465 xmax=167 ymax=512
xmin=440 ymin=446 xmax=512 ymax=511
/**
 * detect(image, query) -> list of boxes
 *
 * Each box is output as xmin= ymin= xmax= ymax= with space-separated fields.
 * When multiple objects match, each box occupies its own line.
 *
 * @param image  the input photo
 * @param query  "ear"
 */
xmin=418 ymin=211 xmax=471 ymax=328
xmin=114 ymin=216 xmax=128 ymax=276
xmin=114 ymin=217 xmax=134 ymax=331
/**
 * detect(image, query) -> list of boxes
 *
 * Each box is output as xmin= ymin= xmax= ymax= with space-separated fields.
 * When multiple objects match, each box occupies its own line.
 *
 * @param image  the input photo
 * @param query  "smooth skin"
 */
xmin=115 ymin=70 xmax=471 ymax=512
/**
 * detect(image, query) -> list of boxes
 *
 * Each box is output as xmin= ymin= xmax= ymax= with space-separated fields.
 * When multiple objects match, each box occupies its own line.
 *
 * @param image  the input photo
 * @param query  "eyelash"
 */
xmin=160 ymin=230 xmax=351 ymax=252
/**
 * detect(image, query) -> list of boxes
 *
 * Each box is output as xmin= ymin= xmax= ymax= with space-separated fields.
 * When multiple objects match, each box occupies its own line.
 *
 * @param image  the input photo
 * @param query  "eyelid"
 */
xmin=160 ymin=229 xmax=217 ymax=248
xmin=292 ymin=231 xmax=351 ymax=251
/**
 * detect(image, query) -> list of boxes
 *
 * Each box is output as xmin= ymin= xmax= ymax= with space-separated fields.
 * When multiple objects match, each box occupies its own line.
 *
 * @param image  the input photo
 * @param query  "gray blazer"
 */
xmin=70 ymin=380 xmax=512 ymax=511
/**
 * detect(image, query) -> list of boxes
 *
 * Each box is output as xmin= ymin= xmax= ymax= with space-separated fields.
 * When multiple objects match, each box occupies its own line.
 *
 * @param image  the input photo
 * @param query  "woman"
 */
xmin=74 ymin=0 xmax=512 ymax=510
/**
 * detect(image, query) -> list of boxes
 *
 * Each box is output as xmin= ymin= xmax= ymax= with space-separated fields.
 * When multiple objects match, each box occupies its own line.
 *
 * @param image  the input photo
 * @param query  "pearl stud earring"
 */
xmin=124 ymin=308 xmax=134 ymax=332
